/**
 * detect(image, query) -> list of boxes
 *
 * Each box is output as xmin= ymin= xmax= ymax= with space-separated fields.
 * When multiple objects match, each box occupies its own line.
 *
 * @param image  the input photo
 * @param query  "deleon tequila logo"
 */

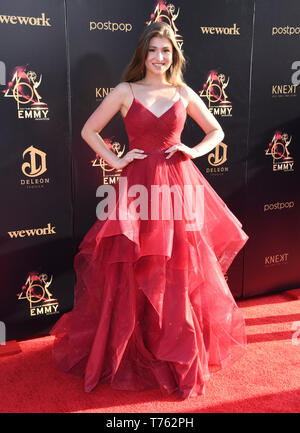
xmin=146 ymin=1 xmax=183 ymax=51
xmin=3 ymin=65 xmax=49 ymax=120
xmin=199 ymin=70 xmax=232 ymax=117
xmin=17 ymin=271 xmax=59 ymax=317
xmin=21 ymin=145 xmax=50 ymax=188
xmin=206 ymin=141 xmax=229 ymax=175
xmin=92 ymin=138 xmax=125 ymax=184
xmin=265 ymin=130 xmax=294 ymax=172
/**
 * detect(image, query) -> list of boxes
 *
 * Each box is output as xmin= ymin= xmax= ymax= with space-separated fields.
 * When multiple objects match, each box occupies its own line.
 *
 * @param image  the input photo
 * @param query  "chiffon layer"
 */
xmin=50 ymin=151 xmax=249 ymax=399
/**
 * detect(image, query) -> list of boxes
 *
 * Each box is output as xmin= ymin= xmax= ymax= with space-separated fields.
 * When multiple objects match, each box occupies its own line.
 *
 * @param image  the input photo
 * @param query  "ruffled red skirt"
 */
xmin=50 ymin=151 xmax=249 ymax=399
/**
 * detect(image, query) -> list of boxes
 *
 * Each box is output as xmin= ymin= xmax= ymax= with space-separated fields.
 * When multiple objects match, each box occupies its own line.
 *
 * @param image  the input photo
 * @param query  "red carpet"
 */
xmin=0 ymin=291 xmax=300 ymax=413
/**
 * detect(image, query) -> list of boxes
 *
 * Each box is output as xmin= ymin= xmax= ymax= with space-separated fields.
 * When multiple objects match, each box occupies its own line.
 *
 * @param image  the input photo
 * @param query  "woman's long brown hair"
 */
xmin=120 ymin=21 xmax=187 ymax=86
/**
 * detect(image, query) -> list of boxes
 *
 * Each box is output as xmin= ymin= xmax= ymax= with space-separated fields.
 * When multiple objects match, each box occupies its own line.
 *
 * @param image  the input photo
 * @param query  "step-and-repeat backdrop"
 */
xmin=0 ymin=0 xmax=299 ymax=341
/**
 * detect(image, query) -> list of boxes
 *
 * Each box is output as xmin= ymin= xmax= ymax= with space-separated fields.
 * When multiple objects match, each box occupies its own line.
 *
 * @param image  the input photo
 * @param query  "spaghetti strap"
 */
xmin=178 ymin=85 xmax=182 ymax=100
xmin=128 ymin=82 xmax=134 ymax=98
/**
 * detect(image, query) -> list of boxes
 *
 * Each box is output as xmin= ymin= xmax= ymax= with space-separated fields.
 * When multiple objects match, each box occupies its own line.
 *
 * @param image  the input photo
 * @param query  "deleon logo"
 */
xmin=17 ymin=271 xmax=59 ymax=317
xmin=199 ymin=70 xmax=232 ymax=117
xmin=146 ymin=1 xmax=183 ymax=51
xmin=21 ymin=145 xmax=50 ymax=188
xmin=206 ymin=142 xmax=229 ymax=176
xmin=265 ymin=130 xmax=294 ymax=172
xmin=3 ymin=65 xmax=49 ymax=120
xmin=92 ymin=138 xmax=125 ymax=185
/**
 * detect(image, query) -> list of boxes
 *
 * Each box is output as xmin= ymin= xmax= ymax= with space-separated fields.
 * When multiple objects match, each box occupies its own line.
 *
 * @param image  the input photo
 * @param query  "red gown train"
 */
xmin=50 ymin=83 xmax=249 ymax=399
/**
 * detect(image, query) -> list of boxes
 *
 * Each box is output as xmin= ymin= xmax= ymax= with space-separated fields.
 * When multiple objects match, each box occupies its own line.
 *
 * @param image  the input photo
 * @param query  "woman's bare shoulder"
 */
xmin=180 ymin=83 xmax=198 ymax=102
xmin=112 ymin=81 xmax=132 ymax=96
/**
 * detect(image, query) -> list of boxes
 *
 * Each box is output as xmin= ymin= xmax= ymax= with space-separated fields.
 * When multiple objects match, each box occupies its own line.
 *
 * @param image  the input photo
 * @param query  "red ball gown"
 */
xmin=50 ymin=83 xmax=249 ymax=399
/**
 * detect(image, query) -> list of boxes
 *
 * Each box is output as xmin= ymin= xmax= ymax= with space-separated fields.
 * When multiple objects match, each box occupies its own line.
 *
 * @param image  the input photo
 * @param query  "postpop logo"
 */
xmin=89 ymin=20 xmax=132 ymax=32
xmin=272 ymin=26 xmax=300 ymax=36
xmin=263 ymin=201 xmax=295 ymax=212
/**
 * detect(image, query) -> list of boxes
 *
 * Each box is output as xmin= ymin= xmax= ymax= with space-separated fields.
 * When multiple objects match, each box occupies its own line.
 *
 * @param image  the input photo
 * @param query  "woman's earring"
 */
xmin=169 ymin=64 xmax=173 ymax=73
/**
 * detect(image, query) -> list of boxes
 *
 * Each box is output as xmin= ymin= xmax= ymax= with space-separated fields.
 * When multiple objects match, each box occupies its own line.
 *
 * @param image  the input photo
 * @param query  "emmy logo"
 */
xmin=22 ymin=145 xmax=47 ymax=177
xmin=92 ymin=139 xmax=125 ymax=185
xmin=146 ymin=1 xmax=183 ymax=50
xmin=199 ymin=70 xmax=232 ymax=117
xmin=3 ymin=65 xmax=49 ymax=119
xmin=265 ymin=131 xmax=294 ymax=172
xmin=17 ymin=272 xmax=59 ymax=317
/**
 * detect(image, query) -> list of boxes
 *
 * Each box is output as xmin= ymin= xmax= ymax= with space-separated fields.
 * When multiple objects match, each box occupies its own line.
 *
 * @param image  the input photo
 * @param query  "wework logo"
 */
xmin=0 ymin=13 xmax=51 ymax=27
xmin=8 ymin=223 xmax=56 ymax=239
xmin=200 ymin=23 xmax=240 ymax=35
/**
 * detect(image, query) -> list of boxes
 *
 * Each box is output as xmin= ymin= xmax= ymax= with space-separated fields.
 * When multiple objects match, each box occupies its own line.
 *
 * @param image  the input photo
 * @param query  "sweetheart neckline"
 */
xmin=123 ymin=97 xmax=184 ymax=120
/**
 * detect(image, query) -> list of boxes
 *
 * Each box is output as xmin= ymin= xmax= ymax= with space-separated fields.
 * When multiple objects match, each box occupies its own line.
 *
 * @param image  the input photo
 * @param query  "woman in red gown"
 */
xmin=50 ymin=21 xmax=249 ymax=399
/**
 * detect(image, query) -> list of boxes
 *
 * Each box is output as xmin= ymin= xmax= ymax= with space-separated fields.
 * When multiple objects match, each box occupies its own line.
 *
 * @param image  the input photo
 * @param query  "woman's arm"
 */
xmin=81 ymin=82 xmax=147 ymax=169
xmin=165 ymin=84 xmax=225 ymax=160
xmin=185 ymin=84 xmax=225 ymax=157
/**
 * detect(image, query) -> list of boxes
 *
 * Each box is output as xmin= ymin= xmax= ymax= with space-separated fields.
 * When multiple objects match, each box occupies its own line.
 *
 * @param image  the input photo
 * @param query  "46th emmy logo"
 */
xmin=92 ymin=139 xmax=125 ymax=185
xmin=17 ymin=272 xmax=59 ymax=317
xmin=200 ymin=70 xmax=232 ymax=117
xmin=3 ymin=65 xmax=49 ymax=120
xmin=146 ymin=1 xmax=183 ymax=50
xmin=265 ymin=131 xmax=294 ymax=172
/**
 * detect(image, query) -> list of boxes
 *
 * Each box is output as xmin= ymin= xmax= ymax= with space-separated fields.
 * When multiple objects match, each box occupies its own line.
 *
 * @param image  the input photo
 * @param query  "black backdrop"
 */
xmin=0 ymin=0 xmax=299 ymax=341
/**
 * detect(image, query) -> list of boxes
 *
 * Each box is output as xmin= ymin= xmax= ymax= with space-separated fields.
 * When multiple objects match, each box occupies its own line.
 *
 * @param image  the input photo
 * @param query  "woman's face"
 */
xmin=144 ymin=36 xmax=173 ymax=76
